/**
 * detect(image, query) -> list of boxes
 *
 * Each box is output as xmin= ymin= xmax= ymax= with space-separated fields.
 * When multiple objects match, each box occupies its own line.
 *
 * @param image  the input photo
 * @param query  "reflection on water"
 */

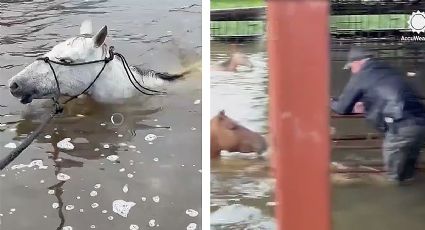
xmin=0 ymin=0 xmax=201 ymax=229
xmin=211 ymin=41 xmax=274 ymax=229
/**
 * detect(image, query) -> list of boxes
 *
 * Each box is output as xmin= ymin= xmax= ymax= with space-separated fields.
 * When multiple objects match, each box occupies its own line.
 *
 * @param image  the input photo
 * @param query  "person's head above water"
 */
xmin=343 ymin=46 xmax=375 ymax=74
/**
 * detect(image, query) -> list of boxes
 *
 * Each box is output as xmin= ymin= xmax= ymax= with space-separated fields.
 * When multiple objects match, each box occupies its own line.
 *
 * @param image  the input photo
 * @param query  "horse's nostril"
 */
xmin=10 ymin=82 xmax=19 ymax=91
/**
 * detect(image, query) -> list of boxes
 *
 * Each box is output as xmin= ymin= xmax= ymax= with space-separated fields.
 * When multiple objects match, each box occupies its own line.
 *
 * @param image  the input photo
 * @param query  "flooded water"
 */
xmin=211 ymin=40 xmax=425 ymax=229
xmin=0 ymin=1 xmax=201 ymax=229
xmin=210 ymin=41 xmax=275 ymax=230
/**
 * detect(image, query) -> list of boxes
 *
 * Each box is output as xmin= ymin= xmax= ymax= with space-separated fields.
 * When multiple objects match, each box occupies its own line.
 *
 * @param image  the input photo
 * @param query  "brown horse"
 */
xmin=210 ymin=110 xmax=267 ymax=158
xmin=211 ymin=52 xmax=253 ymax=72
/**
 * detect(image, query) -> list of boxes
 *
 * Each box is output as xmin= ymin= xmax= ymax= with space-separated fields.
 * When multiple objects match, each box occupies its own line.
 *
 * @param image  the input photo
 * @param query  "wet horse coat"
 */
xmin=8 ymin=21 xmax=183 ymax=104
xmin=210 ymin=111 xmax=267 ymax=158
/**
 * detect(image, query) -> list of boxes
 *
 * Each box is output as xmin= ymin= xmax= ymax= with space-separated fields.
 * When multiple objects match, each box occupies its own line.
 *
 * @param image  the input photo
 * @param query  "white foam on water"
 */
xmin=44 ymin=135 xmax=52 ymax=139
xmin=57 ymin=173 xmax=71 ymax=181
xmin=119 ymin=143 xmax=127 ymax=147
xmin=52 ymin=203 xmax=59 ymax=209
xmin=152 ymin=196 xmax=160 ymax=203
xmin=123 ymin=184 xmax=129 ymax=193
xmin=129 ymin=224 xmax=139 ymax=230
xmin=94 ymin=184 xmax=101 ymax=189
xmin=62 ymin=226 xmax=73 ymax=230
xmin=119 ymin=168 xmax=125 ymax=172
xmin=153 ymin=158 xmax=159 ymax=162
xmin=90 ymin=225 xmax=96 ymax=229
xmin=141 ymin=197 xmax=146 ymax=202
xmin=127 ymin=174 xmax=134 ymax=178
xmin=102 ymin=210 xmax=107 ymax=214
xmin=4 ymin=143 xmax=17 ymax=149
xmin=65 ymin=205 xmax=74 ymax=211
xmin=79 ymin=209 xmax=84 ymax=213
xmin=107 ymin=155 xmax=119 ymax=161
xmin=11 ymin=160 xmax=48 ymax=170
xmin=144 ymin=134 xmax=157 ymax=142
xmin=194 ymin=99 xmax=201 ymax=104
xmin=112 ymin=200 xmax=136 ymax=218
xmin=94 ymin=148 xmax=100 ymax=151
xmin=148 ymin=219 xmax=156 ymax=227
xmin=107 ymin=216 xmax=114 ymax=220
xmin=103 ymin=144 xmax=110 ymax=149
xmin=90 ymin=191 xmax=98 ymax=197
xmin=40 ymin=180 xmax=45 ymax=184
xmin=185 ymin=209 xmax=198 ymax=217
xmin=91 ymin=203 xmax=99 ymax=208
xmin=118 ymin=134 xmax=124 ymax=138
xmin=48 ymin=190 xmax=55 ymax=195
xmin=187 ymin=223 xmax=197 ymax=230
xmin=57 ymin=138 xmax=74 ymax=150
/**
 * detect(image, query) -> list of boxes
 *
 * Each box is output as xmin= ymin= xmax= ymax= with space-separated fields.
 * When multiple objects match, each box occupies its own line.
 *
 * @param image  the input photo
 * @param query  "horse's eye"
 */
xmin=57 ymin=58 xmax=73 ymax=64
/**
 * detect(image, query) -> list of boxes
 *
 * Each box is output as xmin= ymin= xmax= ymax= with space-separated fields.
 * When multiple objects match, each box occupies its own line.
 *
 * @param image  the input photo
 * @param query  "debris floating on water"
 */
xmin=123 ymin=184 xmax=129 ymax=193
xmin=62 ymin=226 xmax=73 ymax=230
xmin=129 ymin=224 xmax=139 ymax=230
xmin=91 ymin=203 xmax=99 ymax=208
xmin=57 ymin=138 xmax=74 ymax=150
xmin=44 ymin=135 xmax=52 ymax=139
xmin=107 ymin=155 xmax=119 ymax=161
xmin=57 ymin=173 xmax=71 ymax=181
xmin=103 ymin=144 xmax=110 ymax=149
xmin=4 ymin=142 xmax=17 ymax=149
xmin=94 ymin=184 xmax=101 ymax=189
xmin=185 ymin=209 xmax=198 ymax=217
xmin=48 ymin=190 xmax=55 ymax=195
xmin=153 ymin=158 xmax=159 ymax=162
xmin=187 ymin=223 xmax=197 ymax=230
xmin=152 ymin=196 xmax=160 ymax=203
xmin=119 ymin=168 xmax=126 ymax=172
xmin=90 ymin=191 xmax=98 ymax=197
xmin=112 ymin=200 xmax=136 ymax=218
xmin=90 ymin=225 xmax=96 ymax=229
xmin=144 ymin=134 xmax=157 ymax=142
xmin=141 ymin=197 xmax=146 ymax=202
xmin=107 ymin=216 xmax=114 ymax=220
xmin=94 ymin=148 xmax=100 ymax=152
xmin=102 ymin=210 xmax=108 ymax=214
xmin=149 ymin=219 xmax=156 ymax=227
xmin=11 ymin=160 xmax=48 ymax=170
xmin=65 ymin=205 xmax=74 ymax=211
xmin=194 ymin=99 xmax=200 ymax=105
xmin=52 ymin=203 xmax=59 ymax=209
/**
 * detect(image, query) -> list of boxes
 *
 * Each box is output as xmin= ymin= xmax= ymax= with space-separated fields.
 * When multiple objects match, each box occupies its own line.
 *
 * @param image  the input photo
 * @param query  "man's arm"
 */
xmin=331 ymin=76 xmax=363 ymax=114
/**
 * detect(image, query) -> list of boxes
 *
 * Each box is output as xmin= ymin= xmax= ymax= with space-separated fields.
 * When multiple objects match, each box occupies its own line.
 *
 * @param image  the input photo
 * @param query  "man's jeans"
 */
xmin=383 ymin=125 xmax=425 ymax=181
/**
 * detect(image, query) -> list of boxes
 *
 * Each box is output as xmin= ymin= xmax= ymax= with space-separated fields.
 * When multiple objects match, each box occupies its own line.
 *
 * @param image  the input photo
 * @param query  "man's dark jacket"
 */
xmin=331 ymin=59 xmax=425 ymax=132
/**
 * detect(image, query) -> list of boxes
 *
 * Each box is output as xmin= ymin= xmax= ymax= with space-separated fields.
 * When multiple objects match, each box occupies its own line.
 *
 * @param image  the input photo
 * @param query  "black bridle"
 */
xmin=35 ymin=46 xmax=165 ymax=112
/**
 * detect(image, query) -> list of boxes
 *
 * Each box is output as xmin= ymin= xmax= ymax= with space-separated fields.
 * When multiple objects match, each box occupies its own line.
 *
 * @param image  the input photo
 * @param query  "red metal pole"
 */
xmin=267 ymin=1 xmax=331 ymax=230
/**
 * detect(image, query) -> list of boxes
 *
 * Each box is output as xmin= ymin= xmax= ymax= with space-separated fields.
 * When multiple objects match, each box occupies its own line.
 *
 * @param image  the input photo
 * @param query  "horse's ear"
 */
xmin=92 ymin=25 xmax=107 ymax=47
xmin=218 ymin=110 xmax=225 ymax=119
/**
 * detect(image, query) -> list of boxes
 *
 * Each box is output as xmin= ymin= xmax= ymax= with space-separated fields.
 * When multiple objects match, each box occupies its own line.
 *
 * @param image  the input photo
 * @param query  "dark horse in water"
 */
xmin=210 ymin=110 xmax=267 ymax=158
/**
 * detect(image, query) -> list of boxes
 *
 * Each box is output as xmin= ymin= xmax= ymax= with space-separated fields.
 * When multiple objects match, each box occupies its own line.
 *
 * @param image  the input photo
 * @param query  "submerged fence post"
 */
xmin=267 ymin=1 xmax=331 ymax=230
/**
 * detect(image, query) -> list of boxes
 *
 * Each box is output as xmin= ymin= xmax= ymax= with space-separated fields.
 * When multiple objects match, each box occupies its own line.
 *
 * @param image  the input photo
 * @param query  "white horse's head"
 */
xmin=9 ymin=22 xmax=109 ymax=104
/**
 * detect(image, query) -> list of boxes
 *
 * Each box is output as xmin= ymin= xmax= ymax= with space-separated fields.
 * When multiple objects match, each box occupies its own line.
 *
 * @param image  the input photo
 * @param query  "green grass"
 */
xmin=211 ymin=0 xmax=265 ymax=10
xmin=330 ymin=14 xmax=410 ymax=33
xmin=210 ymin=21 xmax=265 ymax=37
xmin=210 ymin=14 xmax=410 ymax=37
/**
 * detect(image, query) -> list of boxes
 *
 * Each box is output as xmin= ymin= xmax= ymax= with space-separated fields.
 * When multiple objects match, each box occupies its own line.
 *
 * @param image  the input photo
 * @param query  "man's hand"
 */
xmin=353 ymin=102 xmax=364 ymax=114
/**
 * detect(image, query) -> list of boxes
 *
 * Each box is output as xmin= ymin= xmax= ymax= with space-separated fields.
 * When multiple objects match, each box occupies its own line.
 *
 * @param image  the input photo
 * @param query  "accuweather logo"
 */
xmin=408 ymin=10 xmax=425 ymax=33
xmin=401 ymin=11 xmax=425 ymax=41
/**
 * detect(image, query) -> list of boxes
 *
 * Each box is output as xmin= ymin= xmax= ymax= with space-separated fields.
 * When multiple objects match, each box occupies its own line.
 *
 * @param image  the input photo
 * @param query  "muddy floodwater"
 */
xmin=211 ymin=40 xmax=425 ymax=230
xmin=0 ymin=0 xmax=201 ymax=229
xmin=211 ymin=40 xmax=275 ymax=230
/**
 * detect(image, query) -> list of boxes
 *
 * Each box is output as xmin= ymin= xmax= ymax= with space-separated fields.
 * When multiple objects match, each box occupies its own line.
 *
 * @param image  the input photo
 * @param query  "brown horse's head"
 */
xmin=210 ymin=110 xmax=267 ymax=158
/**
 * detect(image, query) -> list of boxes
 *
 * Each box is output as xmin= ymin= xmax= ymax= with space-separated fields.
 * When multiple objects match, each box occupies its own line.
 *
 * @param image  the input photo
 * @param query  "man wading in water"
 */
xmin=331 ymin=46 xmax=425 ymax=185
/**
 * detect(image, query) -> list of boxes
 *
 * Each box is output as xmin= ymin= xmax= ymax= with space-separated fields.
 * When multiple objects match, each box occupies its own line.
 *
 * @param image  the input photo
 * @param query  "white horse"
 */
xmin=8 ymin=22 xmax=184 ymax=104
